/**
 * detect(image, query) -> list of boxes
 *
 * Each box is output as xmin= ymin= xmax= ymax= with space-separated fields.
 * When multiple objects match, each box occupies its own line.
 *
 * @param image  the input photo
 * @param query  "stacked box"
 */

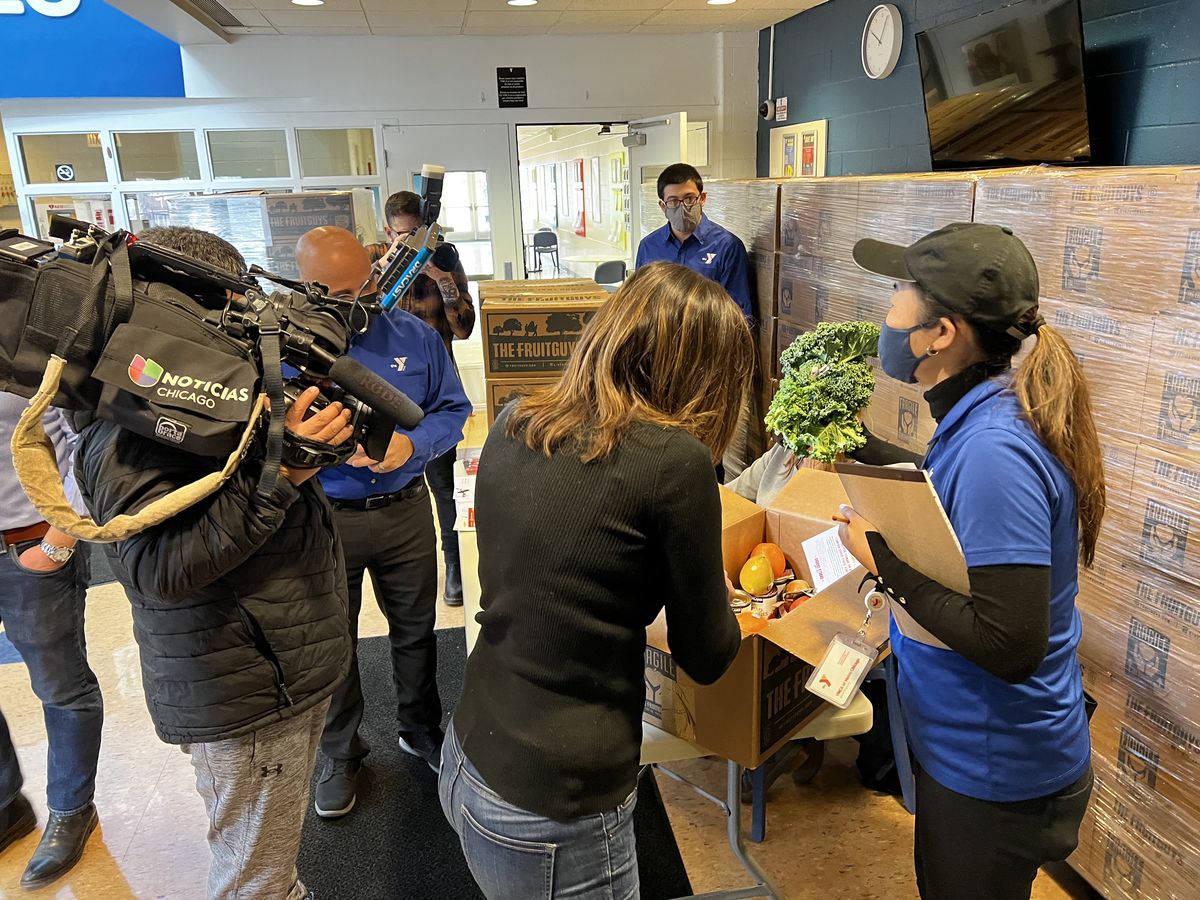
xmin=481 ymin=281 xmax=607 ymax=428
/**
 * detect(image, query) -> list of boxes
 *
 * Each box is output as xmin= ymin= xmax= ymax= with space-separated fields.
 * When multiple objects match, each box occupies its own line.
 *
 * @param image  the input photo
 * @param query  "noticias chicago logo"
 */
xmin=0 ymin=1 xmax=81 ymax=16
xmin=128 ymin=355 xmax=164 ymax=388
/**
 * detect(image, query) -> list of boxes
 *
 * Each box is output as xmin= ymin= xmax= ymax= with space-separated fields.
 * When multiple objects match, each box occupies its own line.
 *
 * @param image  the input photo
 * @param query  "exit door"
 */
xmin=382 ymin=124 xmax=519 ymax=281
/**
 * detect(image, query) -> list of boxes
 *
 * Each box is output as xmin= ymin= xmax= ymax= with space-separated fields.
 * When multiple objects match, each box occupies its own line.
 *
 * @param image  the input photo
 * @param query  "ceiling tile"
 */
xmin=246 ymin=0 xmax=364 ymax=9
xmin=554 ymin=10 xmax=654 ymax=25
xmin=261 ymin=9 xmax=369 ymax=28
xmin=466 ymin=0 xmax=574 ymax=11
xmin=225 ymin=9 xmax=270 ymax=26
xmin=464 ymin=10 xmax=562 ymax=27
xmin=361 ymin=0 xmax=468 ymax=7
xmin=367 ymin=10 xmax=466 ymax=28
xmin=633 ymin=23 xmax=730 ymax=33
xmin=640 ymin=9 xmax=748 ymax=26
xmin=548 ymin=23 xmax=637 ymax=34
xmin=274 ymin=26 xmax=375 ymax=35
xmin=567 ymin=0 xmax=661 ymax=9
xmin=462 ymin=24 xmax=555 ymax=35
xmin=370 ymin=25 xmax=466 ymax=36
xmin=227 ymin=25 xmax=281 ymax=34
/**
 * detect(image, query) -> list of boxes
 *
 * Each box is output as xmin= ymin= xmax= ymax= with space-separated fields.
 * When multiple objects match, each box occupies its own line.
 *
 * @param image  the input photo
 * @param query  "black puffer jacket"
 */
xmin=75 ymin=420 xmax=351 ymax=744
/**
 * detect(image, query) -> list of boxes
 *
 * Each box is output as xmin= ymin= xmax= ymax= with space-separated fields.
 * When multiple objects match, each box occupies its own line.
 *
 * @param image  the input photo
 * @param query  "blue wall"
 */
xmin=757 ymin=0 xmax=1200 ymax=175
xmin=0 ymin=0 xmax=184 ymax=99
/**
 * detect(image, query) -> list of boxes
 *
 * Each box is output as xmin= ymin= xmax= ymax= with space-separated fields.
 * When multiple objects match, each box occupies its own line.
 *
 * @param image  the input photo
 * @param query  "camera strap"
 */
xmin=255 ymin=305 xmax=286 ymax=502
xmin=54 ymin=232 xmax=134 ymax=363
xmin=10 ymin=355 xmax=265 ymax=543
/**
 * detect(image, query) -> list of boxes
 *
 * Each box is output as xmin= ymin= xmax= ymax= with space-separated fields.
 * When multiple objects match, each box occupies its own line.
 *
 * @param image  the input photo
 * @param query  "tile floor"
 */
xmin=0 ymin=414 xmax=1097 ymax=898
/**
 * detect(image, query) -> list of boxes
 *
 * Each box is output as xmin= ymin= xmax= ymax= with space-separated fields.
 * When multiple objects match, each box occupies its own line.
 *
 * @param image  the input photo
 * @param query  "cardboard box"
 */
xmin=779 ymin=179 xmax=859 ymax=258
xmin=1032 ymin=301 xmax=1154 ymax=439
xmin=853 ymin=176 xmax=978 ymax=248
xmin=777 ymin=256 xmax=888 ymax=331
xmin=755 ymin=316 xmax=777 ymax=381
xmin=1078 ymin=558 xmax=1200 ymax=726
xmin=861 ymin=358 xmax=936 ymax=454
xmin=484 ymin=376 xmax=557 ymax=427
xmin=774 ymin=320 xmax=805 ymax=376
xmin=1074 ymin=750 xmax=1200 ymax=899
xmin=1141 ymin=312 xmax=1200 ymax=454
xmin=642 ymin=472 xmax=889 ymax=768
xmin=704 ymin=180 xmax=781 ymax=255
xmin=482 ymin=298 xmax=605 ymax=377
xmin=750 ymin=250 xmax=779 ymax=326
xmin=975 ymin=169 xmax=1200 ymax=315
xmin=1120 ymin=441 xmax=1200 ymax=588
xmin=480 ymin=279 xmax=607 ymax=303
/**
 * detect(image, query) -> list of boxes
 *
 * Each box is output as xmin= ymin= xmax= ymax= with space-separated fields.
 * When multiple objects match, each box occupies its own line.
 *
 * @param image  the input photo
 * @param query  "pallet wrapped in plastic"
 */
xmin=1072 ymin=666 xmax=1200 ymax=899
xmin=700 ymin=179 xmax=781 ymax=255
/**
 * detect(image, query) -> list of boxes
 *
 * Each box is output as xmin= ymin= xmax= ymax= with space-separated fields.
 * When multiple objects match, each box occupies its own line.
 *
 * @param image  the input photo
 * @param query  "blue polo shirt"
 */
xmin=317 ymin=308 xmax=471 ymax=501
xmin=893 ymin=377 xmax=1091 ymax=802
xmin=636 ymin=215 xmax=753 ymax=322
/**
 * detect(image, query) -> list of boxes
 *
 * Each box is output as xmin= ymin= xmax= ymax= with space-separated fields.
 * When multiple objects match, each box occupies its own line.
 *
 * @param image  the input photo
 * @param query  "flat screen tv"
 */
xmin=915 ymin=0 xmax=1091 ymax=170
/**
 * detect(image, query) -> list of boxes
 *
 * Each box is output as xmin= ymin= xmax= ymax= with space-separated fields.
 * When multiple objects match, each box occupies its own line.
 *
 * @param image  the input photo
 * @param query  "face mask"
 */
xmin=665 ymin=203 xmax=702 ymax=235
xmin=878 ymin=321 xmax=934 ymax=384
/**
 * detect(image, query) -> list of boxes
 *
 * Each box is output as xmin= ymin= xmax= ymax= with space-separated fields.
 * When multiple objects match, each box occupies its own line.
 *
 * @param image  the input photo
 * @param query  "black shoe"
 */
xmin=0 ymin=794 xmax=36 ymax=856
xmin=444 ymin=560 xmax=464 ymax=607
xmin=314 ymin=758 xmax=361 ymax=819
xmin=20 ymin=802 xmax=97 ymax=889
xmin=398 ymin=729 xmax=444 ymax=773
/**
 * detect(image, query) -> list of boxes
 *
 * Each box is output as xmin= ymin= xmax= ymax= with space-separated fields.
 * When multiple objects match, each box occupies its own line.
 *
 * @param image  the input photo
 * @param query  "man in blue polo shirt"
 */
xmin=295 ymin=227 xmax=471 ymax=820
xmin=635 ymin=163 xmax=753 ymax=322
xmin=637 ymin=163 xmax=754 ymax=476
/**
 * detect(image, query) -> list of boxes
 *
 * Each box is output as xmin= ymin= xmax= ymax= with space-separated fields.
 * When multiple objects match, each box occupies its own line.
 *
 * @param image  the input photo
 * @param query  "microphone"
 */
xmin=328 ymin=356 xmax=424 ymax=430
xmin=419 ymin=164 xmax=445 ymax=226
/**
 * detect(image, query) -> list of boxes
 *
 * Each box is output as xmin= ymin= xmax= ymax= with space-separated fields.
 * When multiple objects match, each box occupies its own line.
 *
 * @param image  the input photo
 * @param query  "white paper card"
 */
xmin=801 ymin=524 xmax=861 ymax=593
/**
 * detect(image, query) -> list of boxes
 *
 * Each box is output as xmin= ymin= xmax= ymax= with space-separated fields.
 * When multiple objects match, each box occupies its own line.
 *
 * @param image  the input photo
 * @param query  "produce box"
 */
xmin=479 ymin=279 xmax=606 ymax=303
xmin=860 ymin=358 xmax=937 ymax=453
xmin=1141 ymin=311 xmax=1200 ymax=454
xmin=484 ymin=376 xmax=557 ymax=427
xmin=750 ymin=250 xmax=779 ymax=326
xmin=703 ymin=179 xmax=782 ymax=255
xmin=481 ymin=298 xmax=604 ymax=377
xmin=642 ymin=471 xmax=889 ymax=769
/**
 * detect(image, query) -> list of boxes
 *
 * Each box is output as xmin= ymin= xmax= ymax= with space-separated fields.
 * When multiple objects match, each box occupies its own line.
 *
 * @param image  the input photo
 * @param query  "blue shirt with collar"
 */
xmin=317 ymin=307 xmax=471 ymax=502
xmin=892 ymin=377 xmax=1091 ymax=803
xmin=635 ymin=214 xmax=753 ymax=322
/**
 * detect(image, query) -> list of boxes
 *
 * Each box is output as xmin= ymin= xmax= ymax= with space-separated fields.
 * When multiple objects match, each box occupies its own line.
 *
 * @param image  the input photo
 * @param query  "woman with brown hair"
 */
xmin=439 ymin=261 xmax=753 ymax=899
xmin=836 ymin=223 xmax=1104 ymax=900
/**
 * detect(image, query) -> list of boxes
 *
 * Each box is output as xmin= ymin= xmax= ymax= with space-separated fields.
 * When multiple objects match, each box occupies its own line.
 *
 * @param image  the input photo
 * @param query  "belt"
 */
xmin=1 ymin=521 xmax=50 ymax=550
xmin=328 ymin=477 xmax=426 ymax=512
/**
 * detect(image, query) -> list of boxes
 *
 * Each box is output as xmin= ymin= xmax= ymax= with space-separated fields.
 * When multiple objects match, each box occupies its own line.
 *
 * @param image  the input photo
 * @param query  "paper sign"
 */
xmin=801 ymin=524 xmax=860 ymax=593
xmin=775 ymin=97 xmax=788 ymax=121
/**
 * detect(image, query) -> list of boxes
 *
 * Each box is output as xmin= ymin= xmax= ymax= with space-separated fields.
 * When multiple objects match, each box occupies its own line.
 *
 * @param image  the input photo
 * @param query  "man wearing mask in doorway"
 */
xmin=366 ymin=192 xmax=475 ymax=609
xmin=636 ymin=163 xmax=753 ymax=478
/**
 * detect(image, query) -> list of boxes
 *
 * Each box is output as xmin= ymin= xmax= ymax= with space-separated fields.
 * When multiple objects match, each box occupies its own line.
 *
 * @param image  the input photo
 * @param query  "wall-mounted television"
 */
xmin=915 ymin=0 xmax=1090 ymax=170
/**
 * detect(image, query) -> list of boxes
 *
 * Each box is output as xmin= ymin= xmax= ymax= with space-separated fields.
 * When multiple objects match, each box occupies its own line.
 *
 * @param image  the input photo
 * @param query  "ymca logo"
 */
xmin=129 ymin=354 xmax=164 ymax=388
xmin=0 ymin=0 xmax=81 ymax=16
xmin=702 ymin=252 xmax=717 ymax=265
xmin=391 ymin=357 xmax=408 ymax=372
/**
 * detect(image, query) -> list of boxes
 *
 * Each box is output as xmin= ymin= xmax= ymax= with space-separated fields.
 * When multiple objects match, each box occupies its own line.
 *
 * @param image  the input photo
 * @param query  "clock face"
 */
xmin=863 ymin=6 xmax=901 ymax=79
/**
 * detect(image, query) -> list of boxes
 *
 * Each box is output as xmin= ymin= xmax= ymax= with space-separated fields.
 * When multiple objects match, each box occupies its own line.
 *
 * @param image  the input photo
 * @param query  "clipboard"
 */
xmin=833 ymin=462 xmax=966 ymax=650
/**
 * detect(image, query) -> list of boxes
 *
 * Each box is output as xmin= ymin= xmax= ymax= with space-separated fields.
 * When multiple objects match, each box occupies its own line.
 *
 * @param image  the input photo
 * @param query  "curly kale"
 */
xmin=765 ymin=322 xmax=880 ymax=463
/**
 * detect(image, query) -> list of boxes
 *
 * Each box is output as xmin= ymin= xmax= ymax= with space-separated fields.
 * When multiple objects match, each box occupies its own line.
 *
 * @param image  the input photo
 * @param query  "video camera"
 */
xmin=0 ymin=165 xmax=451 ymax=475
xmin=376 ymin=164 xmax=459 ymax=310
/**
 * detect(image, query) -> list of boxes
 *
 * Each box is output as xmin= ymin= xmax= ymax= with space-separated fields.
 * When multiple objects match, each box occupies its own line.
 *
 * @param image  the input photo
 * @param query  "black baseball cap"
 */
xmin=853 ymin=223 xmax=1043 ymax=339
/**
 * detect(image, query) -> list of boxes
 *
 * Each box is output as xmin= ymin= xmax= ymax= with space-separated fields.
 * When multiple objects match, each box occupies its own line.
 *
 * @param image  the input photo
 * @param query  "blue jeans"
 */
xmin=439 ymin=721 xmax=640 ymax=900
xmin=0 ymin=540 xmax=103 ymax=814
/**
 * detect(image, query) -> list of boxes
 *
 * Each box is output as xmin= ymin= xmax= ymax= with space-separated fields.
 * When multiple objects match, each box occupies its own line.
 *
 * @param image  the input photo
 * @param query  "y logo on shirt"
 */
xmin=392 ymin=357 xmax=408 ymax=372
xmin=702 ymin=252 xmax=717 ymax=265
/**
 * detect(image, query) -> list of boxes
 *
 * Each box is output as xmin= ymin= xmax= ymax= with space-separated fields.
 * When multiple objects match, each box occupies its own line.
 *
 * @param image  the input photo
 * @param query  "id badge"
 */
xmin=805 ymin=632 xmax=878 ymax=709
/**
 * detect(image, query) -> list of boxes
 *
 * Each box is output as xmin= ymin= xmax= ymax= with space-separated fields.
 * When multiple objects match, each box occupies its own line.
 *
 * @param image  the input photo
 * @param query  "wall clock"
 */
xmin=862 ymin=4 xmax=903 ymax=80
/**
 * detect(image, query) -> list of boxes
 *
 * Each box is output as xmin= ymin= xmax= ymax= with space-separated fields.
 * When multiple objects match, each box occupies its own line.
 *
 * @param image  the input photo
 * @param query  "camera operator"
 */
xmin=0 ymin=396 xmax=103 ymax=889
xmin=73 ymin=226 xmax=353 ymax=900
xmin=294 ymin=226 xmax=471 ymax=820
xmin=366 ymin=191 xmax=475 ymax=608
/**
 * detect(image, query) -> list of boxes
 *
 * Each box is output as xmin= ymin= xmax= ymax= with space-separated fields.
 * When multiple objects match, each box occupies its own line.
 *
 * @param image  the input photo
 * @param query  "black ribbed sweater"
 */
xmin=453 ymin=410 xmax=741 ymax=820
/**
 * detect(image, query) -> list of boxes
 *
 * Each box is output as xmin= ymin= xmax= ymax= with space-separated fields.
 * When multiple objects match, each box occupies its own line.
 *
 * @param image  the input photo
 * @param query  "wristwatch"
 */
xmin=38 ymin=541 xmax=75 ymax=564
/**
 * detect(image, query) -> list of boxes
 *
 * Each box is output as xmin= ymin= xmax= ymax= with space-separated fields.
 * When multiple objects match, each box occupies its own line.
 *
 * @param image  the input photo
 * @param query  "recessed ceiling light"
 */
xmin=507 ymin=0 xmax=539 ymax=6
xmin=291 ymin=0 xmax=324 ymax=6
xmin=707 ymin=0 xmax=737 ymax=5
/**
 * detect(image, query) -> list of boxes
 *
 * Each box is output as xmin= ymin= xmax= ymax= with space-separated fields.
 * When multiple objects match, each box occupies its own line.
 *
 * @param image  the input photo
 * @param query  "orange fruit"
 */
xmin=739 ymin=556 xmax=776 ymax=596
xmin=752 ymin=542 xmax=788 ymax=579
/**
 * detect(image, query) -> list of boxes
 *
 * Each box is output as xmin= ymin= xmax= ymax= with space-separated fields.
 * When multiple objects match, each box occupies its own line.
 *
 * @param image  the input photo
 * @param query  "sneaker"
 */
xmin=314 ymin=758 xmax=361 ymax=818
xmin=398 ymin=730 xmax=444 ymax=773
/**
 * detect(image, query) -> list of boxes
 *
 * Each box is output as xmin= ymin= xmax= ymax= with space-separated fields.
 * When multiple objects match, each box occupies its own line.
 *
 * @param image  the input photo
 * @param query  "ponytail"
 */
xmin=1013 ymin=324 xmax=1107 ymax=568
